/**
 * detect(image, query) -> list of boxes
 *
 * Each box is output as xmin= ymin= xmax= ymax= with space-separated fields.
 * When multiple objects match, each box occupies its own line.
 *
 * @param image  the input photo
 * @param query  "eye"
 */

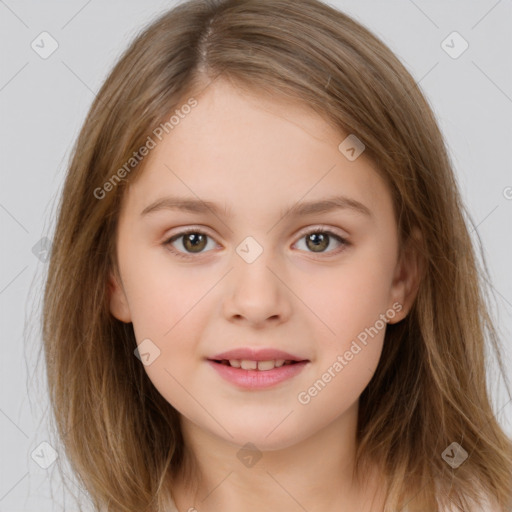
xmin=163 ymin=226 xmax=349 ymax=260
xmin=293 ymin=227 xmax=349 ymax=255
xmin=163 ymin=228 xmax=217 ymax=259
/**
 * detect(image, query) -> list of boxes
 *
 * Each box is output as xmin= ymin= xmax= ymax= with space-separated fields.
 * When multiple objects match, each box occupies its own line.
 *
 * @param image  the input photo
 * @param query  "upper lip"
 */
xmin=208 ymin=348 xmax=308 ymax=362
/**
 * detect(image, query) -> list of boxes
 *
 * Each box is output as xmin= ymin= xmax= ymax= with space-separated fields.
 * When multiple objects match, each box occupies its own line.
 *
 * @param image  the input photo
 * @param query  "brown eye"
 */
xmin=164 ymin=230 xmax=215 ymax=258
xmin=294 ymin=229 xmax=348 ymax=255
xmin=305 ymin=232 xmax=330 ymax=252
xmin=181 ymin=232 xmax=207 ymax=253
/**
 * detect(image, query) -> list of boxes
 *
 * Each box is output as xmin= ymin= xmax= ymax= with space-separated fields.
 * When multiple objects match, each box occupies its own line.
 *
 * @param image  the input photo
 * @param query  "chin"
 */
xmin=213 ymin=416 xmax=310 ymax=451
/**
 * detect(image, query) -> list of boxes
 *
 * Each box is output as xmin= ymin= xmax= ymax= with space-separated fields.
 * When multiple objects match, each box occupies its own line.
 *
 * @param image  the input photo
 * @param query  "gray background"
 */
xmin=1 ymin=0 xmax=511 ymax=510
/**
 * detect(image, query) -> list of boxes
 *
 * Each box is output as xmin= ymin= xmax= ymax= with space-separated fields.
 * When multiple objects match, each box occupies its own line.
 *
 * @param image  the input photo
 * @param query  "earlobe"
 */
xmin=388 ymin=228 xmax=424 ymax=324
xmin=108 ymin=271 xmax=132 ymax=323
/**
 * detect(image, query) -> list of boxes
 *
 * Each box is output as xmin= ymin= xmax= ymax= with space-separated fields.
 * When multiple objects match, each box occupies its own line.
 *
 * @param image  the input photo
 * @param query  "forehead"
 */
xmin=122 ymin=79 xmax=392 ymax=223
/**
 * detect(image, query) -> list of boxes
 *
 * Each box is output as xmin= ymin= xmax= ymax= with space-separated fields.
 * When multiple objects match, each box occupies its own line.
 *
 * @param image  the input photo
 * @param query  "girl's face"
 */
xmin=109 ymin=79 xmax=417 ymax=450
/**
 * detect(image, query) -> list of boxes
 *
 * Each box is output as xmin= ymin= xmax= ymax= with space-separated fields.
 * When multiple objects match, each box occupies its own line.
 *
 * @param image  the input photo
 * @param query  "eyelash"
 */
xmin=163 ymin=226 xmax=350 ymax=260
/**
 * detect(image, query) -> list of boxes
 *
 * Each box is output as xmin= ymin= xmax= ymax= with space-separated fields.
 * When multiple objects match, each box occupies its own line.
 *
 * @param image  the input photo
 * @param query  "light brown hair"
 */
xmin=41 ymin=0 xmax=512 ymax=510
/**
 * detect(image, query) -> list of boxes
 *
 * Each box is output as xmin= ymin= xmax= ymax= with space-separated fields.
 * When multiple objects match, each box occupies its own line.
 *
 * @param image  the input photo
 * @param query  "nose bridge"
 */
xmin=233 ymin=235 xmax=280 ymax=296
xmin=223 ymin=235 xmax=291 ymax=324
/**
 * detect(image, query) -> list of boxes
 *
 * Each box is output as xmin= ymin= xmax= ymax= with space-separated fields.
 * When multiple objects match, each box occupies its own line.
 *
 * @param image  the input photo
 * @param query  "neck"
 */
xmin=171 ymin=401 xmax=386 ymax=512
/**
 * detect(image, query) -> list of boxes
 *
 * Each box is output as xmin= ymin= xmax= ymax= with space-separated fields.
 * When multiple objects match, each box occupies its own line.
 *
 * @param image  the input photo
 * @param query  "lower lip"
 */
xmin=207 ymin=360 xmax=309 ymax=389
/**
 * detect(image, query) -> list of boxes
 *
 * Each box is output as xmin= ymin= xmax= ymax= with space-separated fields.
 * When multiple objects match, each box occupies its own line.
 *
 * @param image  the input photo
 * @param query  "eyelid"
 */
xmin=162 ymin=225 xmax=216 ymax=244
xmin=294 ymin=224 xmax=349 ymax=240
xmin=164 ymin=224 xmax=349 ymax=242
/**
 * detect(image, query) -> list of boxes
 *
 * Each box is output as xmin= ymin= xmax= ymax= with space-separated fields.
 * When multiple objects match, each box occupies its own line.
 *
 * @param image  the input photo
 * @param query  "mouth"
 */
xmin=208 ymin=347 xmax=308 ymax=366
xmin=206 ymin=349 xmax=310 ymax=389
xmin=209 ymin=359 xmax=303 ymax=371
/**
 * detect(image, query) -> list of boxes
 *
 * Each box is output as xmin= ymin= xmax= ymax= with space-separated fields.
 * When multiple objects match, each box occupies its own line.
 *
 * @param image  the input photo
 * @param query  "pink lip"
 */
xmin=209 ymin=347 xmax=307 ymax=362
xmin=207 ymin=360 xmax=309 ymax=390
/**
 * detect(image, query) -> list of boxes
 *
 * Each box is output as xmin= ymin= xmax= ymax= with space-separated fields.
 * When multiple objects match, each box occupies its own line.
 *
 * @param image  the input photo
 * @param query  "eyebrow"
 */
xmin=140 ymin=194 xmax=372 ymax=219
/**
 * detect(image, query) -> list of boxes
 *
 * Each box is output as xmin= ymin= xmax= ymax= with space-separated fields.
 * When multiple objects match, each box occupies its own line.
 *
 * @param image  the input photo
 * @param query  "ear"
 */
xmin=108 ymin=271 xmax=132 ymax=323
xmin=387 ymin=227 xmax=424 ymax=324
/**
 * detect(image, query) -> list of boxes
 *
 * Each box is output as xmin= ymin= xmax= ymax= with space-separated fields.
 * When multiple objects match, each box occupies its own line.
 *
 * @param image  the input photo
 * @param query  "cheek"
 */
xmin=120 ymin=243 xmax=215 ymax=340
xmin=293 ymin=244 xmax=393 ymax=407
xmin=120 ymin=246 xmax=217 ymax=400
xmin=297 ymin=245 xmax=396 ymax=345
xmin=297 ymin=260 xmax=390 ymax=414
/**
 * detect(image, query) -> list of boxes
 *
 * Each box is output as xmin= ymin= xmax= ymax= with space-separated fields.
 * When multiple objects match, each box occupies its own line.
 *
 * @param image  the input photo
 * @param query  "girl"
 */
xmin=42 ymin=0 xmax=512 ymax=510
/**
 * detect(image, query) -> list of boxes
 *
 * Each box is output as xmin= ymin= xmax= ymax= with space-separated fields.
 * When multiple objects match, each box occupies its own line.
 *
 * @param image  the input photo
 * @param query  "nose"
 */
xmin=222 ymin=249 xmax=292 ymax=328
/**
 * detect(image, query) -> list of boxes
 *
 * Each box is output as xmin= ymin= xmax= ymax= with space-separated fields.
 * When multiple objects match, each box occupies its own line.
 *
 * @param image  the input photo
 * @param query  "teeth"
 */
xmin=226 ymin=359 xmax=290 ymax=371
xmin=257 ymin=360 xmax=276 ymax=371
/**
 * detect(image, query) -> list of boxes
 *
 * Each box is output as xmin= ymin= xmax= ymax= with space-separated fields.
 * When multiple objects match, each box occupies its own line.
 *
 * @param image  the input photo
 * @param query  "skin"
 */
xmin=109 ymin=78 xmax=421 ymax=512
